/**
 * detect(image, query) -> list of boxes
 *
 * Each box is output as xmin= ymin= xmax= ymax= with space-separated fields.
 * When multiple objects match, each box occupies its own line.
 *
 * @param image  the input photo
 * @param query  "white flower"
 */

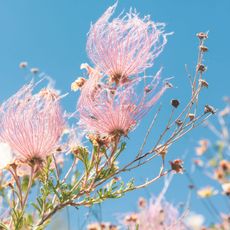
xmin=222 ymin=183 xmax=230 ymax=195
xmin=0 ymin=142 xmax=14 ymax=169
xmin=185 ymin=213 xmax=205 ymax=230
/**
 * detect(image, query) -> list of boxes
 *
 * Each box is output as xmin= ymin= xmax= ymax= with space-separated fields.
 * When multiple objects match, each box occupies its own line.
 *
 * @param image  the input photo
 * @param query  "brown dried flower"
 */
xmin=204 ymin=105 xmax=216 ymax=114
xmin=196 ymin=32 xmax=208 ymax=40
xmin=71 ymin=77 xmax=87 ymax=91
xmin=175 ymin=119 xmax=183 ymax=126
xmin=171 ymin=99 xmax=180 ymax=108
xmin=199 ymin=79 xmax=209 ymax=88
xmin=188 ymin=113 xmax=195 ymax=121
xmin=197 ymin=64 xmax=206 ymax=72
xmin=170 ymin=159 xmax=184 ymax=174
xmin=200 ymin=45 xmax=208 ymax=52
xmin=220 ymin=160 xmax=230 ymax=173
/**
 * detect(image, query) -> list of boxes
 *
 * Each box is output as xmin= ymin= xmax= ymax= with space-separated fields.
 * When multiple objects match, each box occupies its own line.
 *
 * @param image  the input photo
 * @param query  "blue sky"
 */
xmin=0 ymin=0 xmax=230 ymax=229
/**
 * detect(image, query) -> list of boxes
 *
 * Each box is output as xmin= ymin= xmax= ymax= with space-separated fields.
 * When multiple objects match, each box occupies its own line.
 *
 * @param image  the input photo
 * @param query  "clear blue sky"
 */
xmin=0 ymin=0 xmax=229 ymax=229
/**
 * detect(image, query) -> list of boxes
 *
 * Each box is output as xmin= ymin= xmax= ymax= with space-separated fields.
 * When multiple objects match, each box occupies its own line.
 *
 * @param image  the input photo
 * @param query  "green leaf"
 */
xmin=114 ymin=142 xmax=126 ymax=160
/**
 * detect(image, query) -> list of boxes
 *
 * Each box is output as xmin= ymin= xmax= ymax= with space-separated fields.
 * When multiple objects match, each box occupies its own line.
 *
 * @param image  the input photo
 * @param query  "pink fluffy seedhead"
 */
xmin=0 ymin=81 xmax=65 ymax=162
xmin=87 ymin=3 xmax=168 ymax=84
xmin=123 ymin=196 xmax=186 ymax=230
xmin=77 ymin=70 xmax=167 ymax=137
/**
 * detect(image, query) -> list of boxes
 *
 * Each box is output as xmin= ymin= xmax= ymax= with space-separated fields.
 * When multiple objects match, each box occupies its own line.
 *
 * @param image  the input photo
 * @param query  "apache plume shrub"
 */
xmin=0 ymin=3 xmax=214 ymax=230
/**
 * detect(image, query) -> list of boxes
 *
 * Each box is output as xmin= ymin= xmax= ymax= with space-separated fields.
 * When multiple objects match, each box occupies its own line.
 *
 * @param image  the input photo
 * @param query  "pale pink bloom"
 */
xmin=87 ymin=3 xmax=168 ymax=84
xmin=78 ymin=70 xmax=167 ymax=137
xmin=123 ymin=196 xmax=186 ymax=230
xmin=184 ymin=213 xmax=205 ymax=230
xmin=0 ymin=142 xmax=14 ymax=169
xmin=195 ymin=139 xmax=209 ymax=156
xmin=0 ymin=81 xmax=65 ymax=162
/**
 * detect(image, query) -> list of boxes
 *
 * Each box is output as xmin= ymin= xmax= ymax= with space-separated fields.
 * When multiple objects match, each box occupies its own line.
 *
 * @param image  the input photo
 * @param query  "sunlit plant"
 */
xmin=0 ymin=3 xmax=213 ymax=229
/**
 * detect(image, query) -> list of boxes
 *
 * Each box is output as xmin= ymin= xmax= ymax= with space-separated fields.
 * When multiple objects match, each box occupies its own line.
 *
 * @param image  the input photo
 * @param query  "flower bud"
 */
xmin=200 ymin=45 xmax=208 ymax=52
xmin=204 ymin=105 xmax=216 ymax=114
xmin=175 ymin=119 xmax=183 ymax=126
xmin=197 ymin=64 xmax=206 ymax=72
xmin=188 ymin=113 xmax=195 ymax=121
xmin=71 ymin=77 xmax=86 ymax=92
xmin=199 ymin=79 xmax=208 ymax=88
xmin=171 ymin=99 xmax=180 ymax=108
xmin=19 ymin=61 xmax=28 ymax=68
xmin=170 ymin=159 xmax=184 ymax=174
xmin=196 ymin=32 xmax=208 ymax=40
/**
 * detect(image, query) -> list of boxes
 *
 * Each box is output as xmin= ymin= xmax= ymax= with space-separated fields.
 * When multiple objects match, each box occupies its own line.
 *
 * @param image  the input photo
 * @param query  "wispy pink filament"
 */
xmin=78 ymin=71 xmax=167 ymax=136
xmin=87 ymin=3 xmax=168 ymax=80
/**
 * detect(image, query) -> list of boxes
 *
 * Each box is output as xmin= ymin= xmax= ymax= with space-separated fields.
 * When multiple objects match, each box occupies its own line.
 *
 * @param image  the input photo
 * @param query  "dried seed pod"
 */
xmin=71 ymin=77 xmax=86 ymax=91
xmin=188 ymin=184 xmax=195 ymax=190
xmin=165 ymin=82 xmax=173 ymax=88
xmin=197 ymin=64 xmax=206 ymax=72
xmin=170 ymin=159 xmax=184 ymax=174
xmin=175 ymin=119 xmax=183 ymax=126
xmin=19 ymin=61 xmax=28 ymax=68
xmin=220 ymin=160 xmax=230 ymax=172
xmin=30 ymin=68 xmax=39 ymax=74
xmin=200 ymin=45 xmax=208 ymax=52
xmin=138 ymin=197 xmax=147 ymax=208
xmin=171 ymin=99 xmax=180 ymax=108
xmin=204 ymin=105 xmax=216 ymax=114
xmin=188 ymin=113 xmax=195 ymax=120
xmin=199 ymin=79 xmax=208 ymax=88
xmin=56 ymin=147 xmax=62 ymax=152
xmin=196 ymin=32 xmax=208 ymax=40
xmin=144 ymin=86 xmax=152 ymax=93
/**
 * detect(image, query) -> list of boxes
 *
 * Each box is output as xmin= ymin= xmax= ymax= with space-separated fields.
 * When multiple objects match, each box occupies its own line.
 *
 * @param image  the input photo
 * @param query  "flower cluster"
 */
xmin=75 ymin=3 xmax=168 ymax=141
xmin=77 ymin=69 xmax=167 ymax=139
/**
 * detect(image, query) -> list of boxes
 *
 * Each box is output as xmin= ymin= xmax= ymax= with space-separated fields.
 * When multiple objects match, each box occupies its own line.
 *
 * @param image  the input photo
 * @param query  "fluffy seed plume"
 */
xmin=77 ymin=70 xmax=167 ymax=137
xmin=0 ymin=81 xmax=65 ymax=162
xmin=86 ymin=3 xmax=169 ymax=84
